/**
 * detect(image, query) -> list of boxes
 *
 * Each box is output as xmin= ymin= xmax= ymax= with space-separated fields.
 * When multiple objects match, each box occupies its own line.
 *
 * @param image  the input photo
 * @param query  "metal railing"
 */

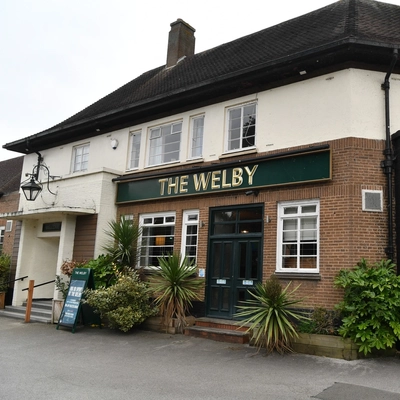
xmin=20 ymin=279 xmax=55 ymax=323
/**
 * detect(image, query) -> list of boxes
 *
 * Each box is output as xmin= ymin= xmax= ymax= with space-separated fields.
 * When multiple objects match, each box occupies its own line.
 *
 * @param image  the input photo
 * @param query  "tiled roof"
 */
xmin=4 ymin=0 xmax=400 ymax=153
xmin=49 ymin=0 xmax=400 ymax=130
xmin=0 ymin=156 xmax=23 ymax=195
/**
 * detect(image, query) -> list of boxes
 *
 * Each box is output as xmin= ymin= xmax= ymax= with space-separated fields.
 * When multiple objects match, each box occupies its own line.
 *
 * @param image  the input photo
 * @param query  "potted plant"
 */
xmin=148 ymin=253 xmax=204 ymax=333
xmin=0 ymin=253 xmax=11 ymax=309
xmin=235 ymin=275 xmax=308 ymax=354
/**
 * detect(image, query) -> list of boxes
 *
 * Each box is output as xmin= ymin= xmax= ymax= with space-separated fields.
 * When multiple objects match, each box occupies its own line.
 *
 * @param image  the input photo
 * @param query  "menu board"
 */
xmin=56 ymin=268 xmax=95 ymax=333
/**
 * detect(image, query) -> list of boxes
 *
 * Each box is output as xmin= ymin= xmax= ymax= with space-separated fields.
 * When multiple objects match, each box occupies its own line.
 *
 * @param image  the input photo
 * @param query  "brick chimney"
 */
xmin=166 ymin=19 xmax=195 ymax=68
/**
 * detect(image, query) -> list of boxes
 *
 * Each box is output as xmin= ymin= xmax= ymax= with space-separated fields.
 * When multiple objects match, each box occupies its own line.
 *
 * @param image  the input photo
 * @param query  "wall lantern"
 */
xmin=21 ymin=152 xmax=58 ymax=201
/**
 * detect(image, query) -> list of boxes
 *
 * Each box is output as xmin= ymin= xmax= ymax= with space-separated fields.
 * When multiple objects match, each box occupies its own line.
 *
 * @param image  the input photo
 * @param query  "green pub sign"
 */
xmin=116 ymin=148 xmax=331 ymax=203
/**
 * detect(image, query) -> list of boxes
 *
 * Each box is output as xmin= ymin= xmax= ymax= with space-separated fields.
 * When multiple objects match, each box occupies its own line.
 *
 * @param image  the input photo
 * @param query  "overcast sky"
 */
xmin=2 ymin=0 xmax=400 ymax=161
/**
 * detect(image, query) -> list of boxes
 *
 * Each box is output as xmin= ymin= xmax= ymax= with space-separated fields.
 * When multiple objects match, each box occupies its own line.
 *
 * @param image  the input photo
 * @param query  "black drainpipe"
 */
xmin=381 ymin=49 xmax=398 ymax=266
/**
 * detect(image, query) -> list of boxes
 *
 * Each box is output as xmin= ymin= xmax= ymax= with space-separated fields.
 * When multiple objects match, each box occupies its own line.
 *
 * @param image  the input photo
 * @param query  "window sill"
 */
xmin=274 ymin=272 xmax=321 ymax=281
xmin=219 ymin=147 xmax=257 ymax=159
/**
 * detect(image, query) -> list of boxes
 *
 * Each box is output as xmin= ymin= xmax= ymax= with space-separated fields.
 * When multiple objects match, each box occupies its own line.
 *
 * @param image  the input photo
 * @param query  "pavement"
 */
xmin=1 ymin=316 xmax=400 ymax=400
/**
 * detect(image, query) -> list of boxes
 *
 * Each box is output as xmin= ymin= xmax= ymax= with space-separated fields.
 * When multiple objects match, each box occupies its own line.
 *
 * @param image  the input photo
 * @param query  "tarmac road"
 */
xmin=1 ymin=317 xmax=400 ymax=400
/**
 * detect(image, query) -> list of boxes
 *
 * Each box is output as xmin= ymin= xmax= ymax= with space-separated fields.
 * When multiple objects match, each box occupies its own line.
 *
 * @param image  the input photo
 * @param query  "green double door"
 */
xmin=206 ymin=206 xmax=263 ymax=319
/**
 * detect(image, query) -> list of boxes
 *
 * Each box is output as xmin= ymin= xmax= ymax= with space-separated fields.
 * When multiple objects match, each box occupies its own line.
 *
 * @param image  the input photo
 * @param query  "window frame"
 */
xmin=189 ymin=115 xmax=204 ymax=159
xmin=138 ymin=212 xmax=176 ymax=268
xmin=129 ymin=130 xmax=142 ymax=170
xmin=72 ymin=143 xmax=90 ymax=173
xmin=0 ymin=226 xmax=5 ymax=253
xmin=147 ymin=121 xmax=182 ymax=167
xmin=276 ymin=200 xmax=320 ymax=273
xmin=181 ymin=210 xmax=199 ymax=266
xmin=225 ymin=102 xmax=257 ymax=153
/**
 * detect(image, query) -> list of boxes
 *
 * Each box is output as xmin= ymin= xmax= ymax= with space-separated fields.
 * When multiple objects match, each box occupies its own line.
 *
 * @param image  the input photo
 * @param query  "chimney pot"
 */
xmin=166 ymin=19 xmax=195 ymax=68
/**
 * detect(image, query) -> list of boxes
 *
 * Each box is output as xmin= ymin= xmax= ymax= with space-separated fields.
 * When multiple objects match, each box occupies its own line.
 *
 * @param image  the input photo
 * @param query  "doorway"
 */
xmin=206 ymin=205 xmax=263 ymax=319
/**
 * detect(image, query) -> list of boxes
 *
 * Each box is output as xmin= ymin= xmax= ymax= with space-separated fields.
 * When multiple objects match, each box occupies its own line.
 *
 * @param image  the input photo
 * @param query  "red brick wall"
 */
xmin=118 ymin=137 xmax=389 ymax=310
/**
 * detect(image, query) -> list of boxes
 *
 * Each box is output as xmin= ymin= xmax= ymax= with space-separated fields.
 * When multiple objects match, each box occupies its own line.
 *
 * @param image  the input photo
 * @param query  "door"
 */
xmin=206 ymin=206 xmax=263 ymax=319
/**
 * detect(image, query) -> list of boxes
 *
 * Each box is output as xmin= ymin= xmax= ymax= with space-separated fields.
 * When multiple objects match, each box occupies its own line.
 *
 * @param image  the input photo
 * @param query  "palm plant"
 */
xmin=235 ymin=275 xmax=308 ymax=354
xmin=149 ymin=253 xmax=204 ymax=333
xmin=103 ymin=216 xmax=141 ymax=270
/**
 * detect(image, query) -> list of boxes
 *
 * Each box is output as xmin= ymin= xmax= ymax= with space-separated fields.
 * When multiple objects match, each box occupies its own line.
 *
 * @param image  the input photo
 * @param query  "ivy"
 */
xmin=335 ymin=259 xmax=400 ymax=355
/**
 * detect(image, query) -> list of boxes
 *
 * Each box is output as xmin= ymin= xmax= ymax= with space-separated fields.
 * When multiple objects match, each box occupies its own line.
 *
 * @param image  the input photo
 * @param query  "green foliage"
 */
xmin=84 ymin=255 xmax=117 ymax=288
xmin=102 ymin=216 xmax=141 ymax=268
xmin=235 ymin=275 xmax=308 ymax=354
xmin=297 ymin=307 xmax=340 ymax=335
xmin=334 ymin=258 xmax=400 ymax=355
xmin=84 ymin=269 xmax=157 ymax=332
xmin=149 ymin=254 xmax=204 ymax=333
xmin=0 ymin=253 xmax=11 ymax=292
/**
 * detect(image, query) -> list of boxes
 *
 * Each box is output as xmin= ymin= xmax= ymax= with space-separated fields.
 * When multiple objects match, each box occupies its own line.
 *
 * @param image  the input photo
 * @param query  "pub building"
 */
xmin=2 ymin=0 xmax=400 ymax=321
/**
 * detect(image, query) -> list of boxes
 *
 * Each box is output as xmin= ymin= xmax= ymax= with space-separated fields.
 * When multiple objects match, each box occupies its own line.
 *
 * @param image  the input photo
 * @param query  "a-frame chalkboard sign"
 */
xmin=56 ymin=268 xmax=96 ymax=333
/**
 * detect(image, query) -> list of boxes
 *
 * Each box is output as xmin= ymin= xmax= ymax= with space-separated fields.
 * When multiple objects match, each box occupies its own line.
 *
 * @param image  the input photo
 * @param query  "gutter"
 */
xmin=381 ymin=48 xmax=398 ymax=264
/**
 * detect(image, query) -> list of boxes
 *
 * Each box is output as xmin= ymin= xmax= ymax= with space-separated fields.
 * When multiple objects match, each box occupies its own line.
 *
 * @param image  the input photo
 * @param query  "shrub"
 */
xmin=297 ymin=307 xmax=340 ymax=336
xmin=84 ymin=269 xmax=157 ymax=332
xmin=235 ymin=275 xmax=308 ymax=354
xmin=0 ymin=253 xmax=11 ymax=292
xmin=84 ymin=254 xmax=117 ymax=288
xmin=334 ymin=258 xmax=400 ymax=355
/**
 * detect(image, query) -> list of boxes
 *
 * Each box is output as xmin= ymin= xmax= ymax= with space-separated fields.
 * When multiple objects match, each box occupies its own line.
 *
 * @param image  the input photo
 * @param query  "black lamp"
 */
xmin=21 ymin=177 xmax=42 ymax=201
xmin=21 ymin=151 xmax=57 ymax=201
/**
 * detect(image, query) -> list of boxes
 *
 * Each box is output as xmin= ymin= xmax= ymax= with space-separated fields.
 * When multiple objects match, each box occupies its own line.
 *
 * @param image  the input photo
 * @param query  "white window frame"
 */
xmin=276 ymin=199 xmax=320 ymax=273
xmin=5 ymin=220 xmax=12 ymax=232
xmin=139 ymin=212 xmax=176 ymax=268
xmin=225 ymin=102 xmax=257 ymax=152
xmin=129 ymin=130 xmax=141 ymax=170
xmin=181 ymin=210 xmax=199 ymax=265
xmin=0 ymin=226 xmax=5 ymax=253
xmin=147 ymin=121 xmax=182 ymax=166
xmin=72 ymin=143 xmax=90 ymax=172
xmin=189 ymin=115 xmax=204 ymax=159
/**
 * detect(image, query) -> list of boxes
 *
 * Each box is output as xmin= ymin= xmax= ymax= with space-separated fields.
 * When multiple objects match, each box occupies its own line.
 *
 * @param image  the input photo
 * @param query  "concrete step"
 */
xmin=184 ymin=317 xmax=252 ymax=344
xmin=0 ymin=300 xmax=52 ymax=324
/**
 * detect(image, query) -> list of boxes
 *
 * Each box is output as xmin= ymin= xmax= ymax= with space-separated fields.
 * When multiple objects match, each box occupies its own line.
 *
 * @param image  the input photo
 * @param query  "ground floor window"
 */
xmin=181 ymin=210 xmax=199 ymax=265
xmin=277 ymin=200 xmax=319 ymax=272
xmin=139 ymin=212 xmax=175 ymax=267
xmin=0 ymin=226 xmax=4 ymax=253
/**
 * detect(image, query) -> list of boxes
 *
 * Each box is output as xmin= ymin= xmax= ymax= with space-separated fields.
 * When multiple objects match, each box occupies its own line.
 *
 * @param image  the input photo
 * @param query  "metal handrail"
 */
xmin=4 ymin=275 xmax=28 ymax=285
xmin=22 ymin=279 xmax=55 ymax=291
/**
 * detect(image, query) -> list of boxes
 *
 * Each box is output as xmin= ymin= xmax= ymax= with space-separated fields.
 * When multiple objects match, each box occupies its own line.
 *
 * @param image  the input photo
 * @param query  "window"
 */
xmin=148 ymin=122 xmax=182 ymax=166
xmin=181 ymin=210 xmax=199 ymax=265
xmin=139 ymin=212 xmax=175 ymax=267
xmin=0 ymin=226 xmax=4 ymax=253
xmin=227 ymin=102 xmax=256 ymax=151
xmin=129 ymin=131 xmax=141 ymax=169
xmin=5 ymin=220 xmax=12 ymax=232
xmin=73 ymin=143 xmax=90 ymax=172
xmin=277 ymin=200 xmax=319 ymax=272
xmin=190 ymin=115 xmax=204 ymax=159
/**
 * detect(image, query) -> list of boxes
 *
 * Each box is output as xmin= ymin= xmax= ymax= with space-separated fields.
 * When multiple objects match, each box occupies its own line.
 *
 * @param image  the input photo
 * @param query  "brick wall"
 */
xmin=118 ymin=137 xmax=388 ymax=310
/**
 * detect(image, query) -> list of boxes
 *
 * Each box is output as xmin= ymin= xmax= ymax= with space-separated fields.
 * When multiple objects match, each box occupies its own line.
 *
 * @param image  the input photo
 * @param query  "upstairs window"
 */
xmin=148 ymin=122 xmax=182 ymax=166
xmin=73 ymin=143 xmax=90 ymax=172
xmin=190 ymin=115 xmax=204 ymax=159
xmin=277 ymin=200 xmax=319 ymax=273
xmin=227 ymin=102 xmax=256 ymax=151
xmin=129 ymin=131 xmax=141 ymax=169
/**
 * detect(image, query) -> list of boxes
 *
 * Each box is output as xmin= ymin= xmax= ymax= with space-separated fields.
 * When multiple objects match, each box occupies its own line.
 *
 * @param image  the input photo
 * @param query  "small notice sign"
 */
xmin=56 ymin=268 xmax=95 ymax=333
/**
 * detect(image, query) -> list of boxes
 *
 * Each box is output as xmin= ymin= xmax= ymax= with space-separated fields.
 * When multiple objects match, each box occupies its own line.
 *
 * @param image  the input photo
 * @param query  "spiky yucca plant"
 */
xmin=235 ymin=275 xmax=307 ymax=354
xmin=103 ymin=216 xmax=141 ymax=269
xmin=149 ymin=254 xmax=203 ymax=333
